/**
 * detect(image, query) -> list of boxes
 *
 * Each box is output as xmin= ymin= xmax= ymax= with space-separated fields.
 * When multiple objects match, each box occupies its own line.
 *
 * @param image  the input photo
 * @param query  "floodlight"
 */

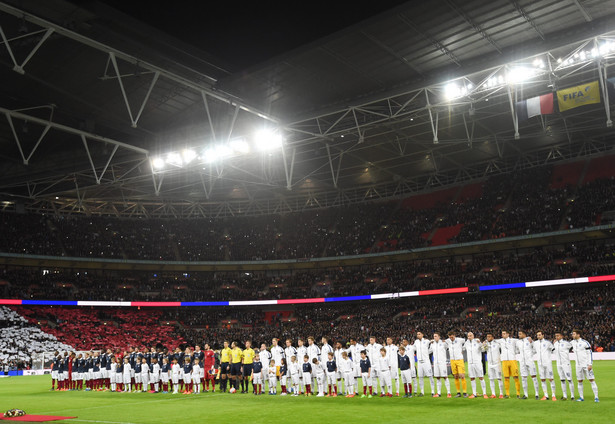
xmin=152 ymin=157 xmax=165 ymax=170
xmin=166 ymin=152 xmax=183 ymax=167
xmin=230 ymin=138 xmax=250 ymax=154
xmin=254 ymin=129 xmax=283 ymax=151
xmin=202 ymin=145 xmax=233 ymax=163
xmin=444 ymin=83 xmax=466 ymax=100
xmin=182 ymin=149 xmax=197 ymax=164
xmin=506 ymin=67 xmax=535 ymax=84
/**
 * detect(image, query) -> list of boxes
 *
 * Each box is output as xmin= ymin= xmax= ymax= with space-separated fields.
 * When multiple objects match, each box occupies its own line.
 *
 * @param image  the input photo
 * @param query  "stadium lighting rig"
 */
xmin=440 ymin=39 xmax=615 ymax=103
xmin=150 ymin=128 xmax=284 ymax=172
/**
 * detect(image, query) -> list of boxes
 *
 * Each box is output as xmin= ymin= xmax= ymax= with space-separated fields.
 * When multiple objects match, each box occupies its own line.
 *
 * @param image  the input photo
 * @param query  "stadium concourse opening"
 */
xmin=0 ymin=0 xmax=614 ymax=422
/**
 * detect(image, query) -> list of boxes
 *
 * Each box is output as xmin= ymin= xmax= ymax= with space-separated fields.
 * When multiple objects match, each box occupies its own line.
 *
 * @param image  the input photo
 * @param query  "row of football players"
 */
xmin=49 ymin=329 xmax=599 ymax=401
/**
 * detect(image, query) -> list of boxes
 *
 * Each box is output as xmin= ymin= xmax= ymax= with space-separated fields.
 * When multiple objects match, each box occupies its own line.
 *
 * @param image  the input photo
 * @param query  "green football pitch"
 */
xmin=1 ymin=362 xmax=612 ymax=424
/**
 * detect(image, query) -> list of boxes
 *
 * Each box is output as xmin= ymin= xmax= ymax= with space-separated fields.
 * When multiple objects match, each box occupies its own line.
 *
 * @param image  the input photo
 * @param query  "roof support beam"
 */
xmin=510 ymin=0 xmax=545 ymax=40
xmin=446 ymin=1 xmax=502 ymax=53
xmin=506 ymin=84 xmax=520 ymax=139
xmin=0 ymin=2 xmax=279 ymax=124
xmin=595 ymin=48 xmax=612 ymax=127
xmin=0 ymin=106 xmax=148 ymax=155
xmin=571 ymin=0 xmax=592 ymax=22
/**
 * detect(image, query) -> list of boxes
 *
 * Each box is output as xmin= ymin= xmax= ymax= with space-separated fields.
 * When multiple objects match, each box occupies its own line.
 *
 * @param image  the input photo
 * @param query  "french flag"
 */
xmin=515 ymin=93 xmax=554 ymax=121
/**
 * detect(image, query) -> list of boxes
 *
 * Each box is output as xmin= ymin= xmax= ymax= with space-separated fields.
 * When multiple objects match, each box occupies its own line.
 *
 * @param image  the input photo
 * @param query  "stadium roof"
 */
xmin=0 ymin=0 xmax=615 ymax=217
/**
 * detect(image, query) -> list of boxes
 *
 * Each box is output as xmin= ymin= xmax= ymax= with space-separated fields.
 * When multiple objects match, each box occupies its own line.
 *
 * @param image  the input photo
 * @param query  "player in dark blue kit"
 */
xmin=182 ymin=357 xmax=193 ymax=394
xmin=134 ymin=357 xmax=142 ymax=392
xmin=115 ymin=358 xmax=124 ymax=392
xmin=161 ymin=358 xmax=171 ymax=393
xmin=92 ymin=353 xmax=102 ymax=391
xmin=326 ymin=352 xmax=337 ymax=396
xmin=360 ymin=350 xmax=373 ymax=397
xmin=398 ymin=346 xmax=413 ymax=398
xmin=302 ymin=355 xmax=313 ymax=396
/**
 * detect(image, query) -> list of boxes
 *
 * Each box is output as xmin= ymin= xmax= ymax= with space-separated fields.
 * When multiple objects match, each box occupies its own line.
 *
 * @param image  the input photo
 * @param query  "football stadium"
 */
xmin=0 ymin=0 xmax=615 ymax=422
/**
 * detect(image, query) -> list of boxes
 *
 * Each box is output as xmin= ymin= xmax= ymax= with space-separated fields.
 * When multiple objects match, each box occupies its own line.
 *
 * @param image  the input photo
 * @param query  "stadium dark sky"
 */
xmin=96 ymin=0 xmax=411 ymax=69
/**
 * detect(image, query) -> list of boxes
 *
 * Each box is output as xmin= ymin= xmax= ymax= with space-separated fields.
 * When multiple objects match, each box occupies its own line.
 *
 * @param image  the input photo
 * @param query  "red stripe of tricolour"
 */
xmin=278 ymin=298 xmax=325 ymax=304
xmin=0 ymin=299 xmax=22 ymax=305
xmin=540 ymin=93 xmax=554 ymax=114
xmin=131 ymin=301 xmax=181 ymax=307
xmin=588 ymin=274 xmax=615 ymax=283
xmin=419 ymin=287 xmax=468 ymax=296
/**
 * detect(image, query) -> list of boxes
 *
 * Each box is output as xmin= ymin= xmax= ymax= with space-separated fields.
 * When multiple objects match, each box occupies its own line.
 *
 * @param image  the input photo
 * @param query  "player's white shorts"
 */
xmin=354 ymin=365 xmax=361 ymax=378
xmin=390 ymin=367 xmax=400 ymax=380
xmin=63 ymin=371 xmax=69 ymax=380
xmin=268 ymin=376 xmax=277 ymax=389
xmin=182 ymin=373 xmax=191 ymax=384
xmin=150 ymin=371 xmax=160 ymax=383
xmin=101 ymin=369 xmax=107 ymax=379
xmin=135 ymin=373 xmax=141 ymax=384
xmin=361 ymin=372 xmax=372 ymax=387
xmin=433 ymin=363 xmax=448 ymax=378
xmin=51 ymin=371 xmax=58 ymax=379
xmin=556 ymin=363 xmax=572 ymax=381
xmin=487 ymin=364 xmax=502 ymax=379
xmin=576 ymin=366 xmax=595 ymax=381
xmin=519 ymin=361 xmax=537 ymax=377
xmin=401 ymin=369 xmax=413 ymax=384
xmin=417 ymin=362 xmax=433 ymax=377
xmin=302 ymin=372 xmax=311 ymax=384
xmin=468 ymin=363 xmax=484 ymax=379
xmin=93 ymin=371 xmax=101 ymax=380
xmin=74 ymin=372 xmax=82 ymax=381
xmin=379 ymin=370 xmax=392 ymax=387
xmin=161 ymin=373 xmax=169 ymax=384
xmin=252 ymin=373 xmax=263 ymax=384
xmin=537 ymin=363 xmax=554 ymax=380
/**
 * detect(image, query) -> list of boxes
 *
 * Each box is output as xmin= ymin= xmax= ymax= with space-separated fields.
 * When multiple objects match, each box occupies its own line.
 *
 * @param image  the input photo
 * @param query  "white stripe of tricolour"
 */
xmin=397 ymin=291 xmax=420 ymax=298
xmin=371 ymin=293 xmax=395 ymax=299
xmin=229 ymin=300 xmax=278 ymax=306
xmin=525 ymin=277 xmax=588 ymax=288
xmin=78 ymin=301 xmax=132 ymax=307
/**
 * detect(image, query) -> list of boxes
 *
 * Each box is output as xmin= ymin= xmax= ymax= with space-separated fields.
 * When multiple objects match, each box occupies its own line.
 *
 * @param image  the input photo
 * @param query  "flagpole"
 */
xmin=507 ymin=84 xmax=520 ymax=139
xmin=597 ymin=59 xmax=612 ymax=128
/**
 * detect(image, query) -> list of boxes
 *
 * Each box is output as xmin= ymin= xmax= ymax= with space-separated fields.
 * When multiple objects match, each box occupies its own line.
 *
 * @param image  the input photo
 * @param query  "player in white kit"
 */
xmin=348 ymin=338 xmax=364 ymax=394
xmin=464 ymin=332 xmax=487 ymax=399
xmin=376 ymin=347 xmax=393 ymax=397
xmin=430 ymin=333 xmax=451 ymax=398
xmin=571 ymin=329 xmax=599 ymax=402
xmin=553 ymin=332 xmax=575 ymax=400
xmin=413 ymin=332 xmax=434 ymax=397
xmin=483 ymin=333 xmax=504 ymax=398
xmin=533 ymin=331 xmax=556 ymax=401
xmin=385 ymin=337 xmax=401 ymax=396
xmin=517 ymin=331 xmax=539 ymax=400
xmin=366 ymin=336 xmax=383 ymax=395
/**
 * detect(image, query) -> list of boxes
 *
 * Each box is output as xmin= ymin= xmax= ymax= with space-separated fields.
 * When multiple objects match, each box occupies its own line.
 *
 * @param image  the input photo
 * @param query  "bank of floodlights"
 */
xmin=150 ymin=128 xmax=284 ymax=171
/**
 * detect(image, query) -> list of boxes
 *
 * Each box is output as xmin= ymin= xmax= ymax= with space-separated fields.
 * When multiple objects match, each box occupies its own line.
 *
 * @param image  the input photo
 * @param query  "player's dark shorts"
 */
xmin=220 ymin=362 xmax=230 ymax=374
xmin=230 ymin=363 xmax=242 ymax=376
xmin=242 ymin=364 xmax=253 ymax=377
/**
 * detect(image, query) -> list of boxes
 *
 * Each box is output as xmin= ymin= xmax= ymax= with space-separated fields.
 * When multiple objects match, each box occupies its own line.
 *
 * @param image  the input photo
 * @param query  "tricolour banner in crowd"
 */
xmin=516 ymin=93 xmax=554 ymax=121
xmin=557 ymin=80 xmax=601 ymax=112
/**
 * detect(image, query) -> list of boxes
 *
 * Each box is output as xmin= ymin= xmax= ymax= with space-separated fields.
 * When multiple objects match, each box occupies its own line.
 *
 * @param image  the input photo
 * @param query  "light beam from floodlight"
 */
xmin=254 ymin=129 xmax=283 ymax=151
xmin=506 ymin=67 xmax=536 ymax=84
xmin=182 ymin=149 xmax=197 ymax=164
xmin=166 ymin=152 xmax=183 ymax=167
xmin=230 ymin=138 xmax=250 ymax=154
xmin=152 ymin=157 xmax=165 ymax=170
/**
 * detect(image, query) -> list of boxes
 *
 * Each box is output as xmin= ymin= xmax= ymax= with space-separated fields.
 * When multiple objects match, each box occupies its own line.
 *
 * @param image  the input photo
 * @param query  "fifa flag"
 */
xmin=557 ymin=81 xmax=601 ymax=112
xmin=515 ymin=93 xmax=554 ymax=121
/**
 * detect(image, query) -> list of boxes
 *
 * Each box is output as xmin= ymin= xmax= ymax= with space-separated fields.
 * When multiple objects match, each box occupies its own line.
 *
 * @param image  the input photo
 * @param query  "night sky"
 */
xmin=93 ymin=0 xmax=411 ymax=69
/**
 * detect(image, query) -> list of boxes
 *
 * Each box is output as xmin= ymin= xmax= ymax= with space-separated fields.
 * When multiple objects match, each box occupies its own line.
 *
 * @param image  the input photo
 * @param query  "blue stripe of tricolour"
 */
xmin=478 ymin=282 xmax=526 ymax=291
xmin=181 ymin=301 xmax=230 ymax=306
xmin=325 ymin=295 xmax=372 ymax=302
xmin=22 ymin=300 xmax=78 ymax=306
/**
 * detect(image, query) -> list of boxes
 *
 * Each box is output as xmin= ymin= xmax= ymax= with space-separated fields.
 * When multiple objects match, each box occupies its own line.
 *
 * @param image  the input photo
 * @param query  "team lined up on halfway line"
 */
xmin=49 ymin=329 xmax=599 ymax=402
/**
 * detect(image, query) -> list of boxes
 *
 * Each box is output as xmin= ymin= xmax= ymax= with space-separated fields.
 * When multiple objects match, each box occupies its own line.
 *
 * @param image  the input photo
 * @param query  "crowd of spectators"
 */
xmin=0 ymin=164 xmax=613 ymax=261
xmin=1 ymin=239 xmax=613 ymax=302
